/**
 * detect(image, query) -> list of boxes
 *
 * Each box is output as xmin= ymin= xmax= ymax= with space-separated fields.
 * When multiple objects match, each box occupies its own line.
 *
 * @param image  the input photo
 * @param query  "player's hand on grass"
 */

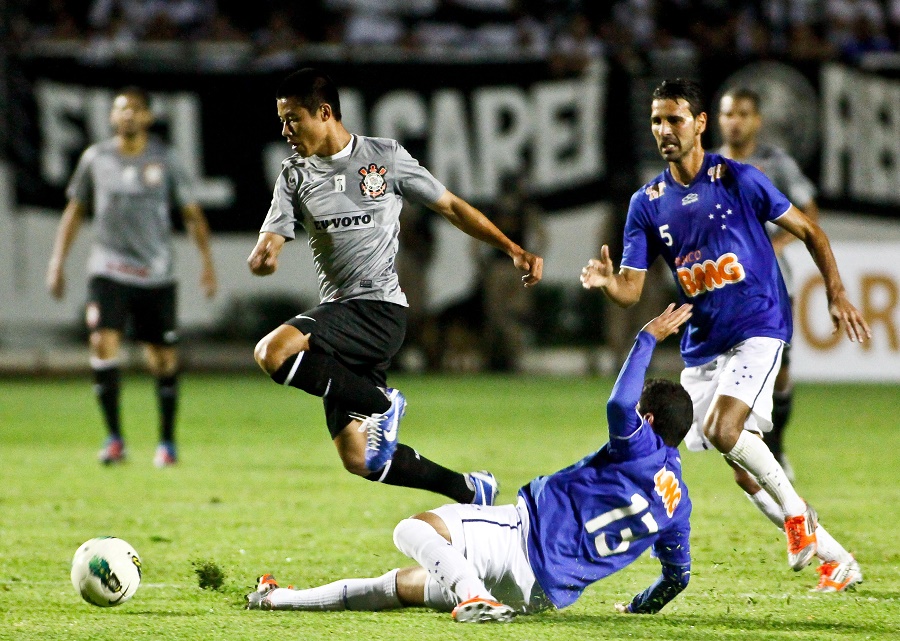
xmin=580 ymin=245 xmax=615 ymax=289
xmin=513 ymin=250 xmax=543 ymax=287
xmin=642 ymin=303 xmax=693 ymax=342
xmin=614 ymin=602 xmax=632 ymax=614
xmin=828 ymin=291 xmax=871 ymax=343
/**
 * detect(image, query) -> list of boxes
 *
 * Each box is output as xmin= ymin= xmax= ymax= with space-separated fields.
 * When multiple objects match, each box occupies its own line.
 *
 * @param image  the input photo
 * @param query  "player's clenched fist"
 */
xmin=248 ymin=232 xmax=286 ymax=276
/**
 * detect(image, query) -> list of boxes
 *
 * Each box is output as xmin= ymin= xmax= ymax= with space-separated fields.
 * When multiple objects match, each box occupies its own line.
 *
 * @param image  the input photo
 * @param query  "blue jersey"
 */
xmin=519 ymin=332 xmax=691 ymax=609
xmin=621 ymin=153 xmax=792 ymax=366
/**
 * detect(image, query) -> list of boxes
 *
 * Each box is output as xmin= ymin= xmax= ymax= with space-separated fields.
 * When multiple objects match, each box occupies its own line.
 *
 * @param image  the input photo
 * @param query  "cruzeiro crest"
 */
xmin=358 ymin=164 xmax=387 ymax=198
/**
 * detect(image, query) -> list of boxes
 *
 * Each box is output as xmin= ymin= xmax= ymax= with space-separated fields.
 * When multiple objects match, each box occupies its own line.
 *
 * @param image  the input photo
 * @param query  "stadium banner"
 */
xmin=704 ymin=61 xmax=900 ymax=219
xmin=12 ymin=57 xmax=610 ymax=231
xmin=784 ymin=241 xmax=900 ymax=382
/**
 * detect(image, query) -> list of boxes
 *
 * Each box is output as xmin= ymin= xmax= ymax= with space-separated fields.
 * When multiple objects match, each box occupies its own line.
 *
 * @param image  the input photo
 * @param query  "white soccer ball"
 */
xmin=71 ymin=537 xmax=142 ymax=607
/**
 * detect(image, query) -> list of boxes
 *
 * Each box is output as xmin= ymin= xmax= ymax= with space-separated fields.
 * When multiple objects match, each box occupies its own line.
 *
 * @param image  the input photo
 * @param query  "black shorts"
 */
xmin=285 ymin=299 xmax=407 ymax=438
xmin=87 ymin=276 xmax=178 ymax=345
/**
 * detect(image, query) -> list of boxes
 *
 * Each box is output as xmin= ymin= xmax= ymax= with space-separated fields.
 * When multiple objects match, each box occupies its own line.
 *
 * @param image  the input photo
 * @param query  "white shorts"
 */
xmin=426 ymin=499 xmax=552 ymax=614
xmin=681 ymin=337 xmax=784 ymax=452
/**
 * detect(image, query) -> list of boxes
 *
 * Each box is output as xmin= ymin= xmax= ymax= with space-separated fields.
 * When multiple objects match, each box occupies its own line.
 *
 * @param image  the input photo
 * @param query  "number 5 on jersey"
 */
xmin=659 ymin=224 xmax=673 ymax=246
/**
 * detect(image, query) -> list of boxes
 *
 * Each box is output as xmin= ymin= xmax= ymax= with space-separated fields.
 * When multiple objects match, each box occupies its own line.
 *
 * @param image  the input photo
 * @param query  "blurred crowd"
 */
xmin=7 ymin=0 xmax=900 ymax=68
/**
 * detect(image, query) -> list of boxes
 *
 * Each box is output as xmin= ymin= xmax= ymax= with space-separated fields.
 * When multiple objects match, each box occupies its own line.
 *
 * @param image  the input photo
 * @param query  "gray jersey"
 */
xmin=67 ymin=137 xmax=195 ymax=286
xmin=718 ymin=143 xmax=817 ymax=296
xmin=733 ymin=143 xmax=817 ymax=209
xmin=261 ymin=135 xmax=446 ymax=305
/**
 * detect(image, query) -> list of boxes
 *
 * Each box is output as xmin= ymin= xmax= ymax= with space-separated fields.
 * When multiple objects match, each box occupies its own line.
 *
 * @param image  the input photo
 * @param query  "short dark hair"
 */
xmin=115 ymin=86 xmax=150 ymax=108
xmin=639 ymin=378 xmax=693 ymax=447
xmin=720 ymin=86 xmax=761 ymax=113
xmin=652 ymin=79 xmax=706 ymax=117
xmin=276 ymin=68 xmax=342 ymax=121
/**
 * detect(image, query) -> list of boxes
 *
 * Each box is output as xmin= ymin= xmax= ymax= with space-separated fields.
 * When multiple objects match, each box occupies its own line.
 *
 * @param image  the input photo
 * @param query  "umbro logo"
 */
xmin=681 ymin=193 xmax=699 ymax=206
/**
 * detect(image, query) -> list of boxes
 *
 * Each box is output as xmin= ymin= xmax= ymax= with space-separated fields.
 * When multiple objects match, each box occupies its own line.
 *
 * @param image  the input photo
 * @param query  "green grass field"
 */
xmin=1 ymin=373 xmax=898 ymax=640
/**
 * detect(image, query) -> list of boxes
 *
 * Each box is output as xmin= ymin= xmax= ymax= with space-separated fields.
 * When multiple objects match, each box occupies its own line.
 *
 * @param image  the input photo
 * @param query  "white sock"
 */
xmin=393 ymin=517 xmax=492 ymax=602
xmin=423 ymin=574 xmax=459 ymax=612
xmin=725 ymin=432 xmax=806 ymax=517
xmin=814 ymin=524 xmax=854 ymax=564
xmin=265 ymin=570 xmax=401 ymax=611
xmin=745 ymin=490 xmax=784 ymax=528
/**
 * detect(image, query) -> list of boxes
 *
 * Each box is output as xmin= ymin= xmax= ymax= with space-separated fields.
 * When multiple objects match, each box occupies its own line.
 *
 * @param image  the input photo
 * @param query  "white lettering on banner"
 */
xmin=533 ymin=61 xmax=604 ymax=191
xmin=785 ymin=241 xmax=900 ymax=381
xmin=427 ymin=89 xmax=477 ymax=197
xmin=156 ymin=94 xmax=234 ymax=207
xmin=36 ymin=82 xmax=87 ymax=185
xmin=37 ymin=66 xmax=606 ymax=208
xmin=370 ymin=61 xmax=606 ymax=201
xmin=822 ymin=66 xmax=900 ymax=205
xmin=35 ymin=81 xmax=234 ymax=208
xmin=474 ymin=86 xmax=531 ymax=199
xmin=372 ymin=90 xmax=427 ymax=143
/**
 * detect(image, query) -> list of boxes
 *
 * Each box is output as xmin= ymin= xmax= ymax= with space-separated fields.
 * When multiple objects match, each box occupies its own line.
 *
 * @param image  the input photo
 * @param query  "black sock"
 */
xmin=271 ymin=352 xmax=391 ymax=415
xmin=367 ymin=444 xmax=474 ymax=503
xmin=157 ymin=374 xmax=179 ymax=443
xmin=93 ymin=365 xmax=121 ymax=439
xmin=767 ymin=388 xmax=793 ymax=458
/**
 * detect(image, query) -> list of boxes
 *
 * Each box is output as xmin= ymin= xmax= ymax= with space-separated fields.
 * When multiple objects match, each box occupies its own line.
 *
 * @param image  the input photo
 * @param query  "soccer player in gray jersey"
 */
xmin=718 ymin=86 xmax=821 ymax=482
xmin=47 ymin=87 xmax=217 ymax=467
xmin=248 ymin=68 xmax=543 ymax=505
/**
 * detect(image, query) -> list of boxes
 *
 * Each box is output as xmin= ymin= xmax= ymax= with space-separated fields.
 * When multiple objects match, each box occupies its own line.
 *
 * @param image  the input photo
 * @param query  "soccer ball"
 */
xmin=71 ymin=537 xmax=142 ymax=607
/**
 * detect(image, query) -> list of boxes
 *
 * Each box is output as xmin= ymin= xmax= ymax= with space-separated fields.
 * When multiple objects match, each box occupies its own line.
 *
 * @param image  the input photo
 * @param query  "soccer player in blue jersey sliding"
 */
xmin=247 ymin=303 xmax=695 ymax=622
xmin=581 ymin=79 xmax=870 ymax=592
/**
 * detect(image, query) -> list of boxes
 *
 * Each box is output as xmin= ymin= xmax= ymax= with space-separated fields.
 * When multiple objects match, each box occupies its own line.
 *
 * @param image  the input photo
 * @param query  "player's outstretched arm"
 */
xmin=46 ymin=200 xmax=86 ymax=300
xmin=580 ymin=245 xmax=645 ymax=307
xmin=607 ymin=304 xmax=692 ymax=439
xmin=774 ymin=206 xmax=871 ymax=343
xmin=427 ymin=190 xmax=543 ymax=287
xmin=247 ymin=232 xmax=287 ymax=277
xmin=641 ymin=302 xmax=693 ymax=341
xmin=181 ymin=203 xmax=217 ymax=298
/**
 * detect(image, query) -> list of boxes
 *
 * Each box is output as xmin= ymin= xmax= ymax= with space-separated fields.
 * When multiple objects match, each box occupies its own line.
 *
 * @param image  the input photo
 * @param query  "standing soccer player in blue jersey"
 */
xmin=581 ymin=79 xmax=870 ymax=592
xmin=246 ymin=304 xmax=694 ymax=622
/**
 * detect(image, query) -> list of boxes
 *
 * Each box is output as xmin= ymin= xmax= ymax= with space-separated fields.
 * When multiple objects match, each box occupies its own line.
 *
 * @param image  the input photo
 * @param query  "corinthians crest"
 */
xmin=358 ymin=164 xmax=387 ymax=198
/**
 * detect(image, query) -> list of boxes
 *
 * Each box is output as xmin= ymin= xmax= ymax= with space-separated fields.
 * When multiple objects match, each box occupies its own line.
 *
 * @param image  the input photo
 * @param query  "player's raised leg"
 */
xmin=255 ymin=325 xmax=395 ymax=423
xmin=258 ymin=318 xmax=496 ymax=505
xmin=333 ymin=420 xmax=496 ymax=504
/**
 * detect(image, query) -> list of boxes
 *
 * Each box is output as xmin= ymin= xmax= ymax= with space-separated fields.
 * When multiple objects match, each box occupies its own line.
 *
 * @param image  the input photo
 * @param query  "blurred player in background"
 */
xmin=247 ymin=304 xmax=694 ymax=622
xmin=248 ymin=68 xmax=543 ymax=505
xmin=582 ymin=79 xmax=868 ymax=592
xmin=718 ymin=86 xmax=821 ymax=481
xmin=47 ymin=86 xmax=217 ymax=467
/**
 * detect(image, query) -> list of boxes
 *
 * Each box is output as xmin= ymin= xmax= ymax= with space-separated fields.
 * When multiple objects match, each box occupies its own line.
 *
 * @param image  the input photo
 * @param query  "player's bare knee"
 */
xmin=253 ymin=336 xmax=286 ymax=374
xmin=703 ymin=419 xmax=741 ymax=452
